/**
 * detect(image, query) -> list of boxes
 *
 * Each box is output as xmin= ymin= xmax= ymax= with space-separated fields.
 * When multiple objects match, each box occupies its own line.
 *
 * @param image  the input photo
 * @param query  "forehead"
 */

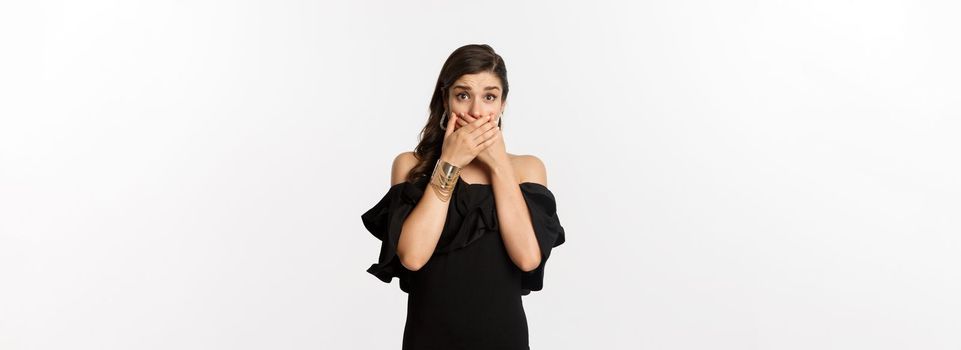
xmin=452 ymin=72 xmax=501 ymax=89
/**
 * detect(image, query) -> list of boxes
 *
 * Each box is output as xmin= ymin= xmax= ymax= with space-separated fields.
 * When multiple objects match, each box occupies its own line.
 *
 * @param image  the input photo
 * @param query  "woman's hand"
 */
xmin=454 ymin=113 xmax=507 ymax=171
xmin=439 ymin=112 xmax=499 ymax=168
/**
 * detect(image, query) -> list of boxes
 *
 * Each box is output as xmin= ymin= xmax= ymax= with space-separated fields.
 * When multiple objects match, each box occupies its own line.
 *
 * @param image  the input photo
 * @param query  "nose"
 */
xmin=469 ymin=100 xmax=484 ymax=119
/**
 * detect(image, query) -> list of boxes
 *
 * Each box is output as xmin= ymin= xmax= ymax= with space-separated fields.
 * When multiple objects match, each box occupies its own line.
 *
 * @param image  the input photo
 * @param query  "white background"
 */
xmin=1 ymin=1 xmax=959 ymax=349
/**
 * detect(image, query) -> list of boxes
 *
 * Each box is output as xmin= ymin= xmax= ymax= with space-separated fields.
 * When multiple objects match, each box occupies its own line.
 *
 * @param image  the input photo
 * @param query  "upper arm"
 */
xmin=391 ymin=151 xmax=419 ymax=186
xmin=517 ymin=155 xmax=548 ymax=187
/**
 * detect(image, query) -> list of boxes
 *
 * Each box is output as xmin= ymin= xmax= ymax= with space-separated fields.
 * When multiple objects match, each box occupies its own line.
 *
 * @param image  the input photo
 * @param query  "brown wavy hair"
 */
xmin=404 ymin=44 xmax=510 ymax=183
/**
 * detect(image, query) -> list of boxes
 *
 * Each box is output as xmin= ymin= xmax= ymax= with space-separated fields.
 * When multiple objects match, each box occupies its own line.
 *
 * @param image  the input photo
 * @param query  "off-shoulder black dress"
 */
xmin=361 ymin=174 xmax=566 ymax=350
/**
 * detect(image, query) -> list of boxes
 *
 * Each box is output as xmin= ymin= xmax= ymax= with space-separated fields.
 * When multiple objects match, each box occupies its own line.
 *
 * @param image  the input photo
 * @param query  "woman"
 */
xmin=361 ymin=44 xmax=566 ymax=349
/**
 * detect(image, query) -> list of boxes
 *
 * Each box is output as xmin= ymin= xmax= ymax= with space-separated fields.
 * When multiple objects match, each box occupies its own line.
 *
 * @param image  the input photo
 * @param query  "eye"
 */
xmin=457 ymin=92 xmax=469 ymax=100
xmin=486 ymin=94 xmax=498 ymax=101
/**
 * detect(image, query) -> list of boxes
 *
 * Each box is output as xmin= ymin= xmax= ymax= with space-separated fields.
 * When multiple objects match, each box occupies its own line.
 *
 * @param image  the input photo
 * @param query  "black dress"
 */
xmin=361 ymin=174 xmax=566 ymax=350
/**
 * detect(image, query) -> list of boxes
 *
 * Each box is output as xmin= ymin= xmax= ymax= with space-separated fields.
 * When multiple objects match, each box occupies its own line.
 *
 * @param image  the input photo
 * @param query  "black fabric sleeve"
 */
xmin=360 ymin=178 xmax=426 ymax=293
xmin=518 ymin=183 xmax=566 ymax=295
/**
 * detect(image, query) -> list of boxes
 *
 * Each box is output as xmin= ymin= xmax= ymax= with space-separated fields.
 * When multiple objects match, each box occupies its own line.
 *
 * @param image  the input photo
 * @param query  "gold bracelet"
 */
xmin=430 ymin=159 xmax=462 ymax=202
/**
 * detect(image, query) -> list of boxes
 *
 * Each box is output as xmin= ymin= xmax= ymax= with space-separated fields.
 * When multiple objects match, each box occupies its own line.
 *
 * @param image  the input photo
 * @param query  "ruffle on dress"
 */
xmin=361 ymin=175 xmax=565 ymax=295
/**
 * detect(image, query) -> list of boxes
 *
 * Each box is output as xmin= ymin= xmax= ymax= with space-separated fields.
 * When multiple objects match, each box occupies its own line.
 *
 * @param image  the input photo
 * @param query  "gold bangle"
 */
xmin=429 ymin=159 xmax=461 ymax=202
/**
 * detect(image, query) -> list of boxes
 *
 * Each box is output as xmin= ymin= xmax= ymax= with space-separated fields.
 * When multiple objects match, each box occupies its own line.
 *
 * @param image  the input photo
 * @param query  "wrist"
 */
xmin=484 ymin=153 xmax=509 ymax=167
xmin=489 ymin=160 xmax=515 ymax=182
xmin=439 ymin=153 xmax=464 ymax=168
xmin=429 ymin=158 xmax=463 ymax=202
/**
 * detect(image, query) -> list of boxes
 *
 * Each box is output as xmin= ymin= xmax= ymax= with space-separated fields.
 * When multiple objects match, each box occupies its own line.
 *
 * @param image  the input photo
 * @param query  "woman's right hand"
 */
xmin=439 ymin=112 xmax=499 ymax=168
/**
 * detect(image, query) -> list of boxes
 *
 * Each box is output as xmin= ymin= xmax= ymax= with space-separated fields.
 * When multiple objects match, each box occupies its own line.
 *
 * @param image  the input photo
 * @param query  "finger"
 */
xmin=474 ymin=124 xmax=499 ymax=142
xmin=463 ymin=114 xmax=489 ymax=130
xmin=444 ymin=111 xmax=458 ymax=136
xmin=469 ymin=118 xmax=496 ymax=138
xmin=463 ymin=114 xmax=490 ymax=134
xmin=475 ymin=129 xmax=500 ymax=149
xmin=456 ymin=117 xmax=467 ymax=127
xmin=457 ymin=114 xmax=472 ymax=126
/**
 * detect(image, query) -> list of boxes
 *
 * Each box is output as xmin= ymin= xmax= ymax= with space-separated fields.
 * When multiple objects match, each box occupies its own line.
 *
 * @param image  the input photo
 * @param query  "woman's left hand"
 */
xmin=455 ymin=113 xmax=508 ymax=171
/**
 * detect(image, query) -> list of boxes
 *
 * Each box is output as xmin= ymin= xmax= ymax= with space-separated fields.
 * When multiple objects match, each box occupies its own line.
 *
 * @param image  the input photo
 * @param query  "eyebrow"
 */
xmin=452 ymin=85 xmax=501 ymax=92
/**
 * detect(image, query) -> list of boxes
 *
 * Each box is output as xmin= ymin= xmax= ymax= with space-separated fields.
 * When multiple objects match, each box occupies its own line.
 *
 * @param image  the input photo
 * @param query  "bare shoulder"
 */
xmin=391 ymin=151 xmax=419 ymax=186
xmin=509 ymin=153 xmax=548 ymax=187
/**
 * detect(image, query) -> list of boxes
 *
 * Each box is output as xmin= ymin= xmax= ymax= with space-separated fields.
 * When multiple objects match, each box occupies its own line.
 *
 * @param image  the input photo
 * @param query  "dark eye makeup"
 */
xmin=455 ymin=92 xmax=498 ymax=101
